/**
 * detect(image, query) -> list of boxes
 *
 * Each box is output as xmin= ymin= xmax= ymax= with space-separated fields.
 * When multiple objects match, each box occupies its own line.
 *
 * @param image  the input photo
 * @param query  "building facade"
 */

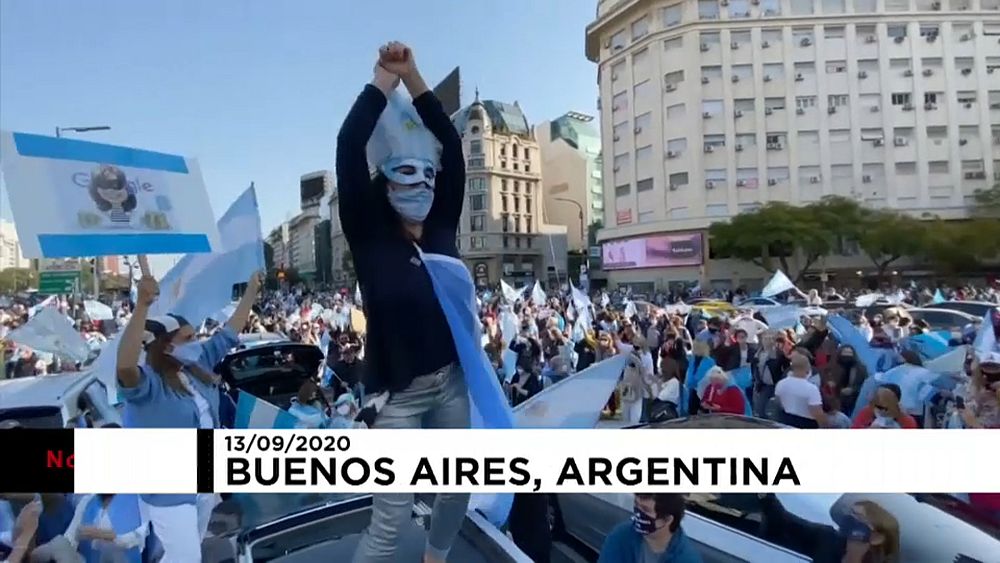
xmin=0 ymin=220 xmax=29 ymax=271
xmin=535 ymin=112 xmax=606 ymax=252
xmin=586 ymin=0 xmax=1000 ymax=290
xmin=452 ymin=94 xmax=569 ymax=288
xmin=327 ymin=189 xmax=352 ymax=286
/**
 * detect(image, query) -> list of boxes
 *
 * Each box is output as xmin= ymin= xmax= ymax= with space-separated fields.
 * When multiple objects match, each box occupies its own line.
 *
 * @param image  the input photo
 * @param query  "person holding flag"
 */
xmin=337 ymin=42 xmax=512 ymax=563
xmin=115 ymin=256 xmax=261 ymax=563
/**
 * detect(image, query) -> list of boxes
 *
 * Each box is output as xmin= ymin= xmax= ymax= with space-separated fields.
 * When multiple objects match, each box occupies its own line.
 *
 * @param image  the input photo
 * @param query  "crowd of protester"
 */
xmin=1 ymin=277 xmax=998 ymax=562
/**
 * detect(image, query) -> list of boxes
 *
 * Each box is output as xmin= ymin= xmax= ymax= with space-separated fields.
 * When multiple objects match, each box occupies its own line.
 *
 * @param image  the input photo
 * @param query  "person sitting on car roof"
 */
xmin=598 ymin=493 xmax=702 ymax=563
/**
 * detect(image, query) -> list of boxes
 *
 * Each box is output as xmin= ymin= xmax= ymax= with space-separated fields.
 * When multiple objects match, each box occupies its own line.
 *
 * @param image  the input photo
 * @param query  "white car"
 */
xmin=0 ymin=371 xmax=121 ymax=428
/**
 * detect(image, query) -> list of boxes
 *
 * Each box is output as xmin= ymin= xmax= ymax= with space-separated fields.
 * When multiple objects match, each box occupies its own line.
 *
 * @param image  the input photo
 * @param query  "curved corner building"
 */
xmin=586 ymin=0 xmax=1000 ymax=291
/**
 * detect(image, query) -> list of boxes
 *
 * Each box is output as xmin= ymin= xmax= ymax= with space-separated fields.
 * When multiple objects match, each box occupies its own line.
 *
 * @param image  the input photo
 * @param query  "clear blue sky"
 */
xmin=0 ymin=0 xmax=598 ymax=274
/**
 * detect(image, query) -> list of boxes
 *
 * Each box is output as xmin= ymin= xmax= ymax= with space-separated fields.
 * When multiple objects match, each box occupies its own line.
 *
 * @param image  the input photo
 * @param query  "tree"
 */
xmin=709 ymin=201 xmax=838 ymax=281
xmin=920 ymin=218 xmax=1000 ymax=274
xmin=972 ymin=183 xmax=1000 ymax=218
xmin=0 ymin=268 xmax=38 ymax=293
xmin=856 ymin=211 xmax=926 ymax=280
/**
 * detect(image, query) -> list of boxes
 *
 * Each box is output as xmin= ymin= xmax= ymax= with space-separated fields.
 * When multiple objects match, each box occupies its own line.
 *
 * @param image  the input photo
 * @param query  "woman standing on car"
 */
xmin=116 ymin=256 xmax=260 ymax=563
xmin=337 ymin=42 xmax=512 ymax=563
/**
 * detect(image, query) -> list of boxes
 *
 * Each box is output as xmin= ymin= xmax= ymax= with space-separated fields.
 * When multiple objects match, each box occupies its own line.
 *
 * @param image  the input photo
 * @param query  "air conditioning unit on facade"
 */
xmin=666 ymin=150 xmax=679 ymax=158
xmin=768 ymin=178 xmax=778 ymax=186
xmin=762 ymin=40 xmax=771 ymax=48
xmin=706 ymin=181 xmax=716 ymax=189
xmin=669 ymin=183 xmax=678 ymax=191
xmin=961 ymin=68 xmax=973 ymax=75
xmin=700 ymin=43 xmax=710 ymax=52
xmin=858 ymin=70 xmax=869 ymax=79
xmin=903 ymin=69 xmax=914 ymax=77
xmin=924 ymin=102 xmax=936 ymax=110
xmin=735 ymin=110 xmax=744 ymax=117
xmin=765 ymin=107 xmax=773 ymax=115
xmin=732 ymin=75 xmax=741 ymax=82
xmin=795 ymin=73 xmax=805 ymax=81
xmin=959 ymin=138 xmax=968 ymax=146
xmin=735 ymin=144 xmax=744 ymax=151
xmin=828 ymin=106 xmax=838 ymax=114
xmin=731 ymin=41 xmax=740 ymax=49
xmin=704 ymin=145 xmax=715 ymax=153
xmin=871 ymin=106 xmax=880 ymax=113
xmin=865 ymin=35 xmax=877 ymax=43
xmin=862 ymin=175 xmax=873 ymax=183
xmin=894 ymin=137 xmax=908 ymax=146
xmin=903 ymin=103 xmax=914 ymax=111
xmin=922 ymin=69 xmax=933 ymax=76
xmin=874 ymin=138 xmax=885 ymax=146
xmin=810 ymin=176 xmax=820 ymax=183
xmin=703 ymin=111 xmax=713 ymax=118
xmin=763 ymin=74 xmax=772 ymax=82
xmin=894 ymin=36 xmax=905 ymax=43
xmin=702 ymin=76 xmax=711 ymax=84
xmin=797 ymin=108 xmax=806 ymax=115
xmin=665 ymin=83 xmax=677 ymax=92
xmin=801 ymin=38 xmax=812 ymax=46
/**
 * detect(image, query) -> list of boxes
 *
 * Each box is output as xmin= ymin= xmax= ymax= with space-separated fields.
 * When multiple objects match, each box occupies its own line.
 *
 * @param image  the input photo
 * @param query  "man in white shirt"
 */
xmin=731 ymin=310 xmax=768 ymax=345
xmin=775 ymin=353 xmax=827 ymax=428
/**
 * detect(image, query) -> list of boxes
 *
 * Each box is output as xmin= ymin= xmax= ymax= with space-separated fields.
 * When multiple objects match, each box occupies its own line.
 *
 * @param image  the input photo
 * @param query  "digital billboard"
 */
xmin=602 ymin=232 xmax=704 ymax=270
xmin=300 ymin=176 xmax=325 ymax=204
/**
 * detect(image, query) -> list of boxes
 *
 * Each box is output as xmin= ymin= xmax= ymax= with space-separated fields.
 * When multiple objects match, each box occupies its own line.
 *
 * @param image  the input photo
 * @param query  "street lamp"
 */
xmin=54 ymin=125 xmax=111 ymax=297
xmin=55 ymin=126 xmax=111 ymax=138
xmin=554 ymin=197 xmax=585 ymax=249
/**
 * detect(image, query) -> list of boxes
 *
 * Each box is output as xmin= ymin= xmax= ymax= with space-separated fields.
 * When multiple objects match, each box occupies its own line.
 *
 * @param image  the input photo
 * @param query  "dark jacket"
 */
xmin=335 ymin=86 xmax=464 ymax=393
xmin=598 ymin=522 xmax=703 ymax=563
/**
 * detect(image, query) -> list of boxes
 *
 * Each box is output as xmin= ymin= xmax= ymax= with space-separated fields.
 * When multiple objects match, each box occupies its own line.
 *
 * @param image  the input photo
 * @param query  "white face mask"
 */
xmin=335 ymin=404 xmax=351 ymax=416
xmin=170 ymin=341 xmax=203 ymax=366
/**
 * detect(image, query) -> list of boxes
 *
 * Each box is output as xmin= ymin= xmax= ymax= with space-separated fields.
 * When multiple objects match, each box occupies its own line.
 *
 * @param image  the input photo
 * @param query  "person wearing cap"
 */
xmin=115 ymin=265 xmax=261 ymax=563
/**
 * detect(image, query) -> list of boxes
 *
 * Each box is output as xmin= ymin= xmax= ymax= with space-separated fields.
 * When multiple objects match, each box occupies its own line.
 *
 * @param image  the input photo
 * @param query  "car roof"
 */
xmin=0 ymin=372 xmax=95 ymax=410
xmin=908 ymin=307 xmax=976 ymax=318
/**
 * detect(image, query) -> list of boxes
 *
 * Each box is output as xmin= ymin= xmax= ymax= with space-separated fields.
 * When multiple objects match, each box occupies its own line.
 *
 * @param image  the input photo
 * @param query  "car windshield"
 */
xmin=0 ymin=406 xmax=64 ymax=428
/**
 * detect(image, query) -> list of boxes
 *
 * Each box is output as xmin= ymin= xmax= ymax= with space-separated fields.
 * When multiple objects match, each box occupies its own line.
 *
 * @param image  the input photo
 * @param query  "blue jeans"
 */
xmin=352 ymin=363 xmax=471 ymax=563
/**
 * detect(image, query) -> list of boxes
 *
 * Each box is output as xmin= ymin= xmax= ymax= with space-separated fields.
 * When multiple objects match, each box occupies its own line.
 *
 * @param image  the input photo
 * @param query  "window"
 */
xmin=502 ymin=236 xmax=509 ymax=249
xmin=500 ymin=144 xmax=507 ymax=156
xmin=668 ymin=172 xmax=689 ymax=187
xmin=767 ymin=167 xmax=790 ymax=183
xmin=513 ymin=196 xmax=521 ymax=213
xmin=514 ymin=237 xmax=521 ymax=249
xmin=500 ymin=160 xmax=507 ymax=169
xmin=760 ymin=0 xmax=781 ymax=15
xmin=702 ymin=99 xmax=723 ymax=118
xmin=664 ymin=37 xmax=683 ymax=53
xmin=791 ymin=0 xmax=814 ymax=14
xmin=766 ymin=133 xmax=787 ymax=146
xmin=929 ymin=161 xmax=949 ymax=174
xmin=524 ymin=148 xmax=530 ymax=160
xmin=635 ymin=112 xmax=652 ymax=133
xmin=513 ymin=180 xmax=520 ymax=193
xmin=705 ymin=169 xmax=727 ymax=186
xmin=468 ymin=158 xmax=485 ymax=168
xmin=500 ymin=178 xmax=508 ymax=191
xmin=729 ymin=0 xmax=751 ymax=17
xmin=502 ymin=214 xmax=510 ymax=232
xmin=470 ymin=194 xmax=485 ymax=211
xmin=704 ymin=134 xmax=726 ymax=149
xmin=468 ymin=177 xmax=487 ymax=192
xmin=613 ymin=154 xmax=630 ymax=174
xmin=926 ymin=126 xmax=947 ymax=143
xmin=957 ymin=91 xmax=977 ymax=105
xmin=887 ymin=24 xmax=908 ymax=39
xmin=891 ymin=93 xmax=912 ymax=106
xmin=762 ymin=63 xmax=784 ymax=81
xmin=796 ymin=96 xmax=817 ymax=110
xmin=764 ymin=97 xmax=786 ymax=111
xmin=826 ymin=61 xmax=847 ymax=74
xmin=526 ymin=217 xmax=532 ymax=232
xmin=854 ymin=0 xmax=877 ymax=12
xmin=664 ymin=70 xmax=685 ymax=88
xmin=734 ymin=99 xmax=756 ymax=114
xmin=636 ymin=145 xmax=653 ymax=166
xmin=830 ymin=129 xmax=851 ymax=148
xmin=700 ymin=31 xmax=721 ymax=49
xmin=667 ymin=138 xmax=688 ymax=153
xmin=615 ymin=184 xmax=631 ymax=197
xmin=698 ymin=0 xmax=720 ymax=19
xmin=610 ymin=30 xmax=627 ymax=50
xmin=924 ymin=92 xmax=939 ymax=105
xmin=761 ymin=29 xmax=782 ymax=46
xmin=470 ymin=215 xmax=485 ymax=232
xmin=799 ymin=130 xmax=820 ymax=150
xmin=469 ymin=140 xmax=482 ymax=154
xmin=732 ymin=65 xmax=752 ymax=81
xmin=885 ymin=0 xmax=909 ymax=10
xmin=919 ymin=24 xmax=939 ymax=38
xmin=735 ymin=133 xmax=756 ymax=148
xmin=662 ymin=4 xmax=682 ymax=27
xmin=634 ymin=80 xmax=652 ymax=102
xmin=822 ymin=0 xmax=845 ymax=13
xmin=632 ymin=48 xmax=650 ymax=76
xmin=825 ymin=26 xmax=845 ymax=39
xmin=512 ymin=144 xmax=519 ymax=158
xmin=701 ymin=65 xmax=722 ymax=84
xmin=612 ymin=92 xmax=629 ymax=115
xmin=666 ymin=104 xmax=685 ymax=120
xmin=731 ymin=30 xmax=751 ymax=46
xmin=613 ymin=121 xmax=629 ymax=143
xmin=513 ymin=162 xmax=519 ymax=171
xmin=471 ymin=237 xmax=485 ymax=250
xmin=828 ymin=94 xmax=849 ymax=107
xmin=637 ymin=178 xmax=654 ymax=192
xmin=631 ymin=15 xmax=650 ymax=40
xmin=793 ymin=28 xmax=814 ymax=46
xmin=501 ymin=196 xmax=508 ymax=212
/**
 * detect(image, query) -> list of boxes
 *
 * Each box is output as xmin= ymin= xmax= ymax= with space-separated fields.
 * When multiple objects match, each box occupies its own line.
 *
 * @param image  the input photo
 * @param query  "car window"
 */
xmin=911 ymin=310 xmax=963 ymax=329
xmin=228 ymin=350 xmax=299 ymax=381
xmin=0 ymin=406 xmax=64 ymax=428
xmin=926 ymin=303 xmax=991 ymax=317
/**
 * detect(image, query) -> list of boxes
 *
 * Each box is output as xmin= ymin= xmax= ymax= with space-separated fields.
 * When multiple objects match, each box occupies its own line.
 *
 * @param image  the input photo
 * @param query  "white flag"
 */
xmin=760 ymin=269 xmax=796 ymax=298
xmin=500 ymin=280 xmax=521 ymax=303
xmin=531 ymin=281 xmax=547 ymax=305
xmin=8 ymin=307 xmax=90 ymax=363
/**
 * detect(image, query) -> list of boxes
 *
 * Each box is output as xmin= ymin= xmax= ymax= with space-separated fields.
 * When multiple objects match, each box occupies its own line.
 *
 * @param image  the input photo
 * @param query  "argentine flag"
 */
xmin=234 ymin=391 xmax=299 ymax=429
xmin=149 ymin=184 xmax=265 ymax=326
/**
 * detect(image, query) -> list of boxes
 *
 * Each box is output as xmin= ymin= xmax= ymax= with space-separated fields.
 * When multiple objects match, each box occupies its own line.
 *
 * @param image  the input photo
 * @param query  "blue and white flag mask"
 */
xmin=367 ymin=91 xmax=442 ymax=173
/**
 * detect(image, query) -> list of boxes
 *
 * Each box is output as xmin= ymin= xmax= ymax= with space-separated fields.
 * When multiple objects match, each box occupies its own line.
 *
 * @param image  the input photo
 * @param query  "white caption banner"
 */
xmin=71 ymin=429 xmax=1000 ymax=494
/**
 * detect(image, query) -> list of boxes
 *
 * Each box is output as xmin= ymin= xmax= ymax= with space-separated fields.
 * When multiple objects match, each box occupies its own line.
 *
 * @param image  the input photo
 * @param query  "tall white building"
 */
xmin=0 ymin=220 xmax=29 ymax=271
xmin=587 ymin=0 xmax=1000 ymax=290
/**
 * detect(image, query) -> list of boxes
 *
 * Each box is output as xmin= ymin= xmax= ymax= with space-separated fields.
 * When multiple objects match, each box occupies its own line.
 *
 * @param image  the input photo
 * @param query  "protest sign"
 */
xmin=0 ymin=131 xmax=220 ymax=257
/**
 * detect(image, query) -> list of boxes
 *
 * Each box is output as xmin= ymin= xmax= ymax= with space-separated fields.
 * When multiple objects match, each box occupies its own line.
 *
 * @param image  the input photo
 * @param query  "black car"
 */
xmin=551 ymin=415 xmax=1000 ymax=563
xmin=216 ymin=338 xmax=325 ymax=409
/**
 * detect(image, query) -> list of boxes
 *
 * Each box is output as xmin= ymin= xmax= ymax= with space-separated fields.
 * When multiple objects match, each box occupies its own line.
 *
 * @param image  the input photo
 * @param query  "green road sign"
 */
xmin=38 ymin=271 xmax=79 ymax=295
